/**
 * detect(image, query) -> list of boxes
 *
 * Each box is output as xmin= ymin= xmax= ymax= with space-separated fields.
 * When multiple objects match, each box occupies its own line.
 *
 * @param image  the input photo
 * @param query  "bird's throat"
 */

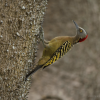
xmin=79 ymin=35 xmax=88 ymax=42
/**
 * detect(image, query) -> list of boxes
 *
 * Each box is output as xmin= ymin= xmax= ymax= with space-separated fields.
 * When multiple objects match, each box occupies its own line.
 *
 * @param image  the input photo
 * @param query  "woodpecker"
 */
xmin=25 ymin=20 xmax=88 ymax=80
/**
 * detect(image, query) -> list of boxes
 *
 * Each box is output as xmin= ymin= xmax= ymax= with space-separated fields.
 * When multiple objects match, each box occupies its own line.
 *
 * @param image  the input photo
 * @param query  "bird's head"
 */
xmin=73 ymin=20 xmax=88 ymax=42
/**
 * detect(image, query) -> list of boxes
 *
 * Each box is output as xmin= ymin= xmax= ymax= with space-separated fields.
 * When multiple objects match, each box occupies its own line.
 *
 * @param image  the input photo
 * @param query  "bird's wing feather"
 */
xmin=42 ymin=41 xmax=72 ymax=69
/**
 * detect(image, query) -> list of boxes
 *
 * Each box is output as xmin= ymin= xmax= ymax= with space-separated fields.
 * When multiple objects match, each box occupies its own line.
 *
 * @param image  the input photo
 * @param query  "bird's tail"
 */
xmin=25 ymin=65 xmax=42 ymax=81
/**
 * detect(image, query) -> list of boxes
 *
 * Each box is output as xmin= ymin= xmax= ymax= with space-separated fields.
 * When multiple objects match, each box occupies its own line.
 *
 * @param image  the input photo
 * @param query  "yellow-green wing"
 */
xmin=42 ymin=41 xmax=72 ymax=69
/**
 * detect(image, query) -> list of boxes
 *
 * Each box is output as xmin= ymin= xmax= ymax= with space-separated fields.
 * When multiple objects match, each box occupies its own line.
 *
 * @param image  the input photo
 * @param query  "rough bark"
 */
xmin=0 ymin=0 xmax=47 ymax=100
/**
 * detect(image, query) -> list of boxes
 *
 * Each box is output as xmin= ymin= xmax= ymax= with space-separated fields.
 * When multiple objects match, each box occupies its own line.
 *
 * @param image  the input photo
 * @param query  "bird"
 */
xmin=25 ymin=20 xmax=88 ymax=80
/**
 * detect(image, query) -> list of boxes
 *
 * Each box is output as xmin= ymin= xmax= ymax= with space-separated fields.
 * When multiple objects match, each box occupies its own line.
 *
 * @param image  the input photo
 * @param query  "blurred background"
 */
xmin=28 ymin=0 xmax=100 ymax=100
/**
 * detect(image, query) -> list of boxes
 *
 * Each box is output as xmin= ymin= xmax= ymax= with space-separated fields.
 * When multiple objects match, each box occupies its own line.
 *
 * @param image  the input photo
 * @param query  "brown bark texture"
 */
xmin=0 ymin=0 xmax=47 ymax=100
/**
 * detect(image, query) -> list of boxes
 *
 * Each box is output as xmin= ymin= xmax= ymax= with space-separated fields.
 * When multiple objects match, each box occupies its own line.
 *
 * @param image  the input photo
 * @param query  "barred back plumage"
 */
xmin=42 ymin=41 xmax=72 ymax=69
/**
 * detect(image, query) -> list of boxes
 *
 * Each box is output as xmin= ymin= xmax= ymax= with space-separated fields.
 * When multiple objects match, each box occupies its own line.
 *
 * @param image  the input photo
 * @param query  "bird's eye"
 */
xmin=79 ymin=29 xmax=83 ymax=33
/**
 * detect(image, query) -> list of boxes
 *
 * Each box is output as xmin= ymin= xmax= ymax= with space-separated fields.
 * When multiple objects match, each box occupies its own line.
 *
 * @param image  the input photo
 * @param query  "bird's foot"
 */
xmin=39 ymin=27 xmax=49 ymax=47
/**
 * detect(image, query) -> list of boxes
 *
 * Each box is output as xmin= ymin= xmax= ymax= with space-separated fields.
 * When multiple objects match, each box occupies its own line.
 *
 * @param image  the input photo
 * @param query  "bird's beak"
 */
xmin=73 ymin=20 xmax=79 ymax=30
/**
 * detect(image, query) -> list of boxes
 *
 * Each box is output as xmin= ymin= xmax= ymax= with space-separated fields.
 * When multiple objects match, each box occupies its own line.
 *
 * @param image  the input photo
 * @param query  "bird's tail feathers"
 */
xmin=25 ymin=65 xmax=42 ymax=81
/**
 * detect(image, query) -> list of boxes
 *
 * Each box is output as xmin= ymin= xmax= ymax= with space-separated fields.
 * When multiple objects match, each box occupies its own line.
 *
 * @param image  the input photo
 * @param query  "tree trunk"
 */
xmin=0 ymin=0 xmax=47 ymax=99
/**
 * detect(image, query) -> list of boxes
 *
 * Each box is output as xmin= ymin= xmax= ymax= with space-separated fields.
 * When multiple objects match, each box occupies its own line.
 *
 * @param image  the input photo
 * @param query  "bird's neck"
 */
xmin=72 ymin=35 xmax=80 ymax=45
